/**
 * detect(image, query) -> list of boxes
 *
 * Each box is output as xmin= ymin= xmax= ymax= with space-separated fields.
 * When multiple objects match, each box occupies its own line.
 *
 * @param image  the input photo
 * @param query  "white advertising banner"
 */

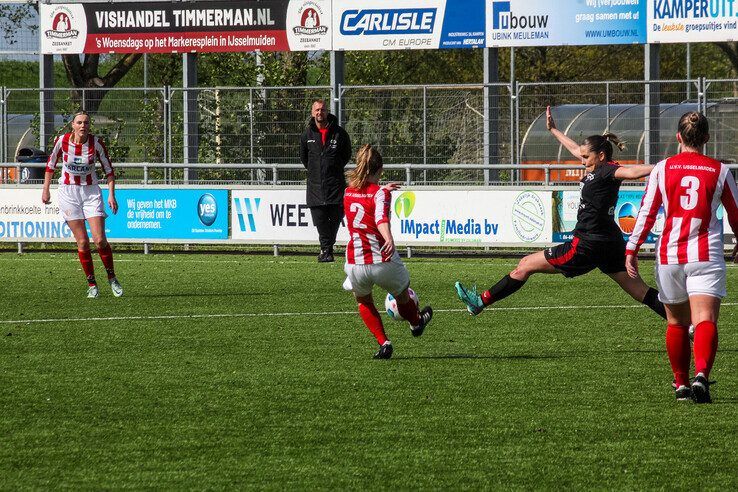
xmin=486 ymin=0 xmax=646 ymax=47
xmin=390 ymin=189 xmax=552 ymax=245
xmin=231 ymin=190 xmax=350 ymax=242
xmin=0 ymin=189 xmax=73 ymax=240
xmin=332 ymin=0 xmax=485 ymax=51
xmin=231 ymin=189 xmax=552 ymax=246
xmin=648 ymin=0 xmax=738 ymax=43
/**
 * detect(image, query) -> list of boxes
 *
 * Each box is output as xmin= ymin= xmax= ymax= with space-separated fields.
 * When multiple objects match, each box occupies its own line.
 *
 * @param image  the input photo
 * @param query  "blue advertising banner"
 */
xmin=333 ymin=0 xmax=485 ymax=50
xmin=439 ymin=0 xmax=485 ymax=48
xmin=553 ymin=190 xmax=663 ymax=243
xmin=96 ymin=189 xmax=228 ymax=240
xmin=486 ymin=0 xmax=646 ymax=47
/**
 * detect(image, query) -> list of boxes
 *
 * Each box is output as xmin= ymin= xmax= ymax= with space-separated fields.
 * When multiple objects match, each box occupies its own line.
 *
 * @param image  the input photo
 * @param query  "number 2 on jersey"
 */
xmin=350 ymin=202 xmax=367 ymax=229
xmin=680 ymin=176 xmax=699 ymax=211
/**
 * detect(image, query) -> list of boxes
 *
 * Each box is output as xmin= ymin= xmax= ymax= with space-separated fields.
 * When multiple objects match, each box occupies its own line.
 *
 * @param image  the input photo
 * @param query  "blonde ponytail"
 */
xmin=346 ymin=144 xmax=383 ymax=189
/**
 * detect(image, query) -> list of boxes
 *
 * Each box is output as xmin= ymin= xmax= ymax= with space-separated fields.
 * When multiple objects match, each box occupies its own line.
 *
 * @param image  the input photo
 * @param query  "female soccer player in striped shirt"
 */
xmin=342 ymin=144 xmax=432 ymax=359
xmin=41 ymin=111 xmax=123 ymax=298
xmin=626 ymin=111 xmax=738 ymax=403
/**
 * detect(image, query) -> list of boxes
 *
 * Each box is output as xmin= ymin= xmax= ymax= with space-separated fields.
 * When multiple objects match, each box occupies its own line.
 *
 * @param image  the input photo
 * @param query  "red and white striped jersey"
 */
xmin=626 ymin=152 xmax=738 ymax=264
xmin=344 ymin=183 xmax=395 ymax=265
xmin=45 ymin=133 xmax=114 ymax=186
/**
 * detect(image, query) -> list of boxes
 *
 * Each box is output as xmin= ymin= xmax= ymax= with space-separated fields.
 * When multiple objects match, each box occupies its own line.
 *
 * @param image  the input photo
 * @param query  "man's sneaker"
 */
xmin=373 ymin=341 xmax=393 ymax=360
xmin=674 ymin=384 xmax=692 ymax=401
xmin=109 ymin=277 xmax=123 ymax=297
xmin=318 ymin=249 xmax=334 ymax=263
xmin=410 ymin=306 xmax=433 ymax=337
xmin=87 ymin=285 xmax=99 ymax=298
xmin=455 ymin=282 xmax=484 ymax=316
xmin=691 ymin=373 xmax=713 ymax=404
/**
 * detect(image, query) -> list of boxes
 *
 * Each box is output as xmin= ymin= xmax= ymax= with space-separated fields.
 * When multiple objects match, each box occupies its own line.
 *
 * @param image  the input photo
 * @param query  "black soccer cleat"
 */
xmin=674 ymin=384 xmax=692 ymax=401
xmin=373 ymin=341 xmax=393 ymax=360
xmin=691 ymin=374 xmax=713 ymax=404
xmin=410 ymin=306 xmax=433 ymax=337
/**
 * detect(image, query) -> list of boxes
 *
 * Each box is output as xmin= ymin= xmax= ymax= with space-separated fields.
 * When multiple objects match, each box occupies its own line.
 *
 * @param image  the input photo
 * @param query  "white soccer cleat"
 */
xmin=87 ymin=285 xmax=99 ymax=298
xmin=109 ymin=277 xmax=124 ymax=297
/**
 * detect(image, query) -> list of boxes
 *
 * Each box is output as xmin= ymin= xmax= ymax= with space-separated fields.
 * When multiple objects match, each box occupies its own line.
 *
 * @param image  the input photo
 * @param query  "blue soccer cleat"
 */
xmin=455 ymin=282 xmax=484 ymax=316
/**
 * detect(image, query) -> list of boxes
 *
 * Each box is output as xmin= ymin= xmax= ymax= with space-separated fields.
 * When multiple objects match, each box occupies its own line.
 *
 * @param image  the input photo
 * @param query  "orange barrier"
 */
xmin=521 ymin=160 xmax=645 ymax=182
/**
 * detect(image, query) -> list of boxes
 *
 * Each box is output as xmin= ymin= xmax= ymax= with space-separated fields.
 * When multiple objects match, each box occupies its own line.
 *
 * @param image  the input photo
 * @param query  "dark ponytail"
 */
xmin=677 ymin=111 xmax=709 ymax=148
xmin=583 ymin=133 xmax=625 ymax=162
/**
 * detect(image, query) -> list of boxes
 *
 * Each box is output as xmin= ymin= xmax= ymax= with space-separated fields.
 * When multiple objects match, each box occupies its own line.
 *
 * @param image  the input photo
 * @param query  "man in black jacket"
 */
xmin=300 ymin=99 xmax=352 ymax=262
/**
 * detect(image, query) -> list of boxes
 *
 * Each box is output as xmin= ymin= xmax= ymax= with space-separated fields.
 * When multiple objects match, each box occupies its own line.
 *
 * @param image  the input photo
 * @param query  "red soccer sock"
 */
xmin=396 ymin=298 xmax=421 ymax=326
xmin=666 ymin=324 xmax=691 ymax=388
xmin=78 ymin=249 xmax=96 ymax=286
xmin=693 ymin=320 xmax=718 ymax=378
xmin=98 ymin=242 xmax=116 ymax=279
xmin=358 ymin=302 xmax=388 ymax=345
xmin=481 ymin=290 xmax=493 ymax=306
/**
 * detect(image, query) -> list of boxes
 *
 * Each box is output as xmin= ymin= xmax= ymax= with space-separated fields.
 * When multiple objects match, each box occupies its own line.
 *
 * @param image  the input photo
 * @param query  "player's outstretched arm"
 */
xmin=546 ymin=105 xmax=580 ymax=159
xmin=614 ymin=164 xmax=654 ymax=180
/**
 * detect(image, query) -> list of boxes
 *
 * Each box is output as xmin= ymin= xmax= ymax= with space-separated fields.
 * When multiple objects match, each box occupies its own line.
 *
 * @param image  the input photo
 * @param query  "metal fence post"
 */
xmin=250 ymin=88 xmax=255 ymax=183
xmin=511 ymin=82 xmax=521 ymax=183
xmin=605 ymin=82 xmax=611 ymax=133
xmin=1 ymin=86 xmax=6 ymax=172
xmin=422 ymin=86 xmax=427 ymax=184
xmin=509 ymin=82 xmax=515 ymax=184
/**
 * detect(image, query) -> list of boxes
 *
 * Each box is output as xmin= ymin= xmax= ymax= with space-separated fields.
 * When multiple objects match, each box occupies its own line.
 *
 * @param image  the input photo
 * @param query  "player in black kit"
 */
xmin=455 ymin=106 xmax=666 ymax=319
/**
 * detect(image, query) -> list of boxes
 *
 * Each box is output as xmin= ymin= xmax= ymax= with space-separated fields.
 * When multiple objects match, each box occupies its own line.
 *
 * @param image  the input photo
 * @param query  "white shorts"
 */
xmin=57 ymin=185 xmax=107 ymax=221
xmin=343 ymin=257 xmax=411 ymax=297
xmin=655 ymin=261 xmax=727 ymax=304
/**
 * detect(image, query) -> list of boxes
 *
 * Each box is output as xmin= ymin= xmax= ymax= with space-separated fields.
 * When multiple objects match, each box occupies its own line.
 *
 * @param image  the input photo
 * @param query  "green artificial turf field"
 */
xmin=1 ymin=252 xmax=737 ymax=489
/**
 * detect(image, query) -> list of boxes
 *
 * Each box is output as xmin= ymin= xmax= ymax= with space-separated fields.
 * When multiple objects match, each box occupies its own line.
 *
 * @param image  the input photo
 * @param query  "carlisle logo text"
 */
xmin=340 ymin=9 xmax=436 ymax=35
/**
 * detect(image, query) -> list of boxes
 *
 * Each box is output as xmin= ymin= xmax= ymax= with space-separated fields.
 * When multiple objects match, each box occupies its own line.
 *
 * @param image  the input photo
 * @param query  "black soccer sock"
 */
xmin=642 ymin=287 xmax=667 ymax=320
xmin=483 ymin=274 xmax=527 ymax=305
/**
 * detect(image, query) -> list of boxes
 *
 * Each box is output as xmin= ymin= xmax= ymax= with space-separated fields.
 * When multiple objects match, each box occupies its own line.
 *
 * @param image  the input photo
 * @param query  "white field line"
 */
xmin=3 ymin=256 xmax=738 ymax=268
xmin=0 ymin=257 xmax=524 ymax=266
xmin=3 ymin=302 xmax=738 ymax=325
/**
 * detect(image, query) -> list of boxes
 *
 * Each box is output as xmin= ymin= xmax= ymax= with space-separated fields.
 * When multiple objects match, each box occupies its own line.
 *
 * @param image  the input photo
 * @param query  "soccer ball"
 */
xmin=385 ymin=289 xmax=419 ymax=321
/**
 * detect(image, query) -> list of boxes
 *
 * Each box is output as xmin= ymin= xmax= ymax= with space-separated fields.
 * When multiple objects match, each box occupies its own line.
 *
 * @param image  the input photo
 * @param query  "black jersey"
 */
xmin=573 ymin=162 xmax=623 ymax=241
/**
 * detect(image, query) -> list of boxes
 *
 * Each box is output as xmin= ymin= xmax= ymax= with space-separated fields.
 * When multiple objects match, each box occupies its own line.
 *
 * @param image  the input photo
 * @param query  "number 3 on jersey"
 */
xmin=680 ymin=176 xmax=699 ymax=211
xmin=350 ymin=202 xmax=367 ymax=229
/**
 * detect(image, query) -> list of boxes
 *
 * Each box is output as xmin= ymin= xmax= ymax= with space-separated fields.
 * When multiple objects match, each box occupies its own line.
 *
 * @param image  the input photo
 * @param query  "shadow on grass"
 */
xmin=394 ymin=353 xmax=564 ymax=361
xmin=124 ymin=292 xmax=270 ymax=298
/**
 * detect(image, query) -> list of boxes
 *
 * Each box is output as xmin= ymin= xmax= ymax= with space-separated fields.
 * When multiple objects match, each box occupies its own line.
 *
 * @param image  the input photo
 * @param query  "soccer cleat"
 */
xmin=109 ymin=277 xmax=123 ymax=297
xmin=691 ymin=373 xmax=713 ymax=404
xmin=318 ymin=249 xmax=334 ymax=263
xmin=87 ymin=285 xmax=99 ymax=298
xmin=410 ymin=306 xmax=433 ymax=337
xmin=688 ymin=324 xmax=695 ymax=341
xmin=674 ymin=384 xmax=692 ymax=401
xmin=455 ymin=282 xmax=484 ymax=316
xmin=373 ymin=341 xmax=393 ymax=360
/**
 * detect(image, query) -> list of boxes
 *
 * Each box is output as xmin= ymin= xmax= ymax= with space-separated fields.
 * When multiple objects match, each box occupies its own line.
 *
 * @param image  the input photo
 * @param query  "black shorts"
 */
xmin=544 ymin=236 xmax=626 ymax=278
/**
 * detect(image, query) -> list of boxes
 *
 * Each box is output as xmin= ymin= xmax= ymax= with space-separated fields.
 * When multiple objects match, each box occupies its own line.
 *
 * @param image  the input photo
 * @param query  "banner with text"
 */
xmin=231 ymin=190 xmax=350 ymax=242
xmin=392 ymin=189 xmax=552 ymax=245
xmin=332 ymin=0 xmax=485 ymax=51
xmin=553 ymin=190 xmax=663 ymax=243
xmin=648 ymin=0 xmax=738 ymax=43
xmin=486 ymin=0 xmax=646 ymax=47
xmin=100 ymin=189 xmax=228 ymax=240
xmin=0 ymin=189 xmax=72 ymax=240
xmin=40 ymin=0 xmax=332 ymax=54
